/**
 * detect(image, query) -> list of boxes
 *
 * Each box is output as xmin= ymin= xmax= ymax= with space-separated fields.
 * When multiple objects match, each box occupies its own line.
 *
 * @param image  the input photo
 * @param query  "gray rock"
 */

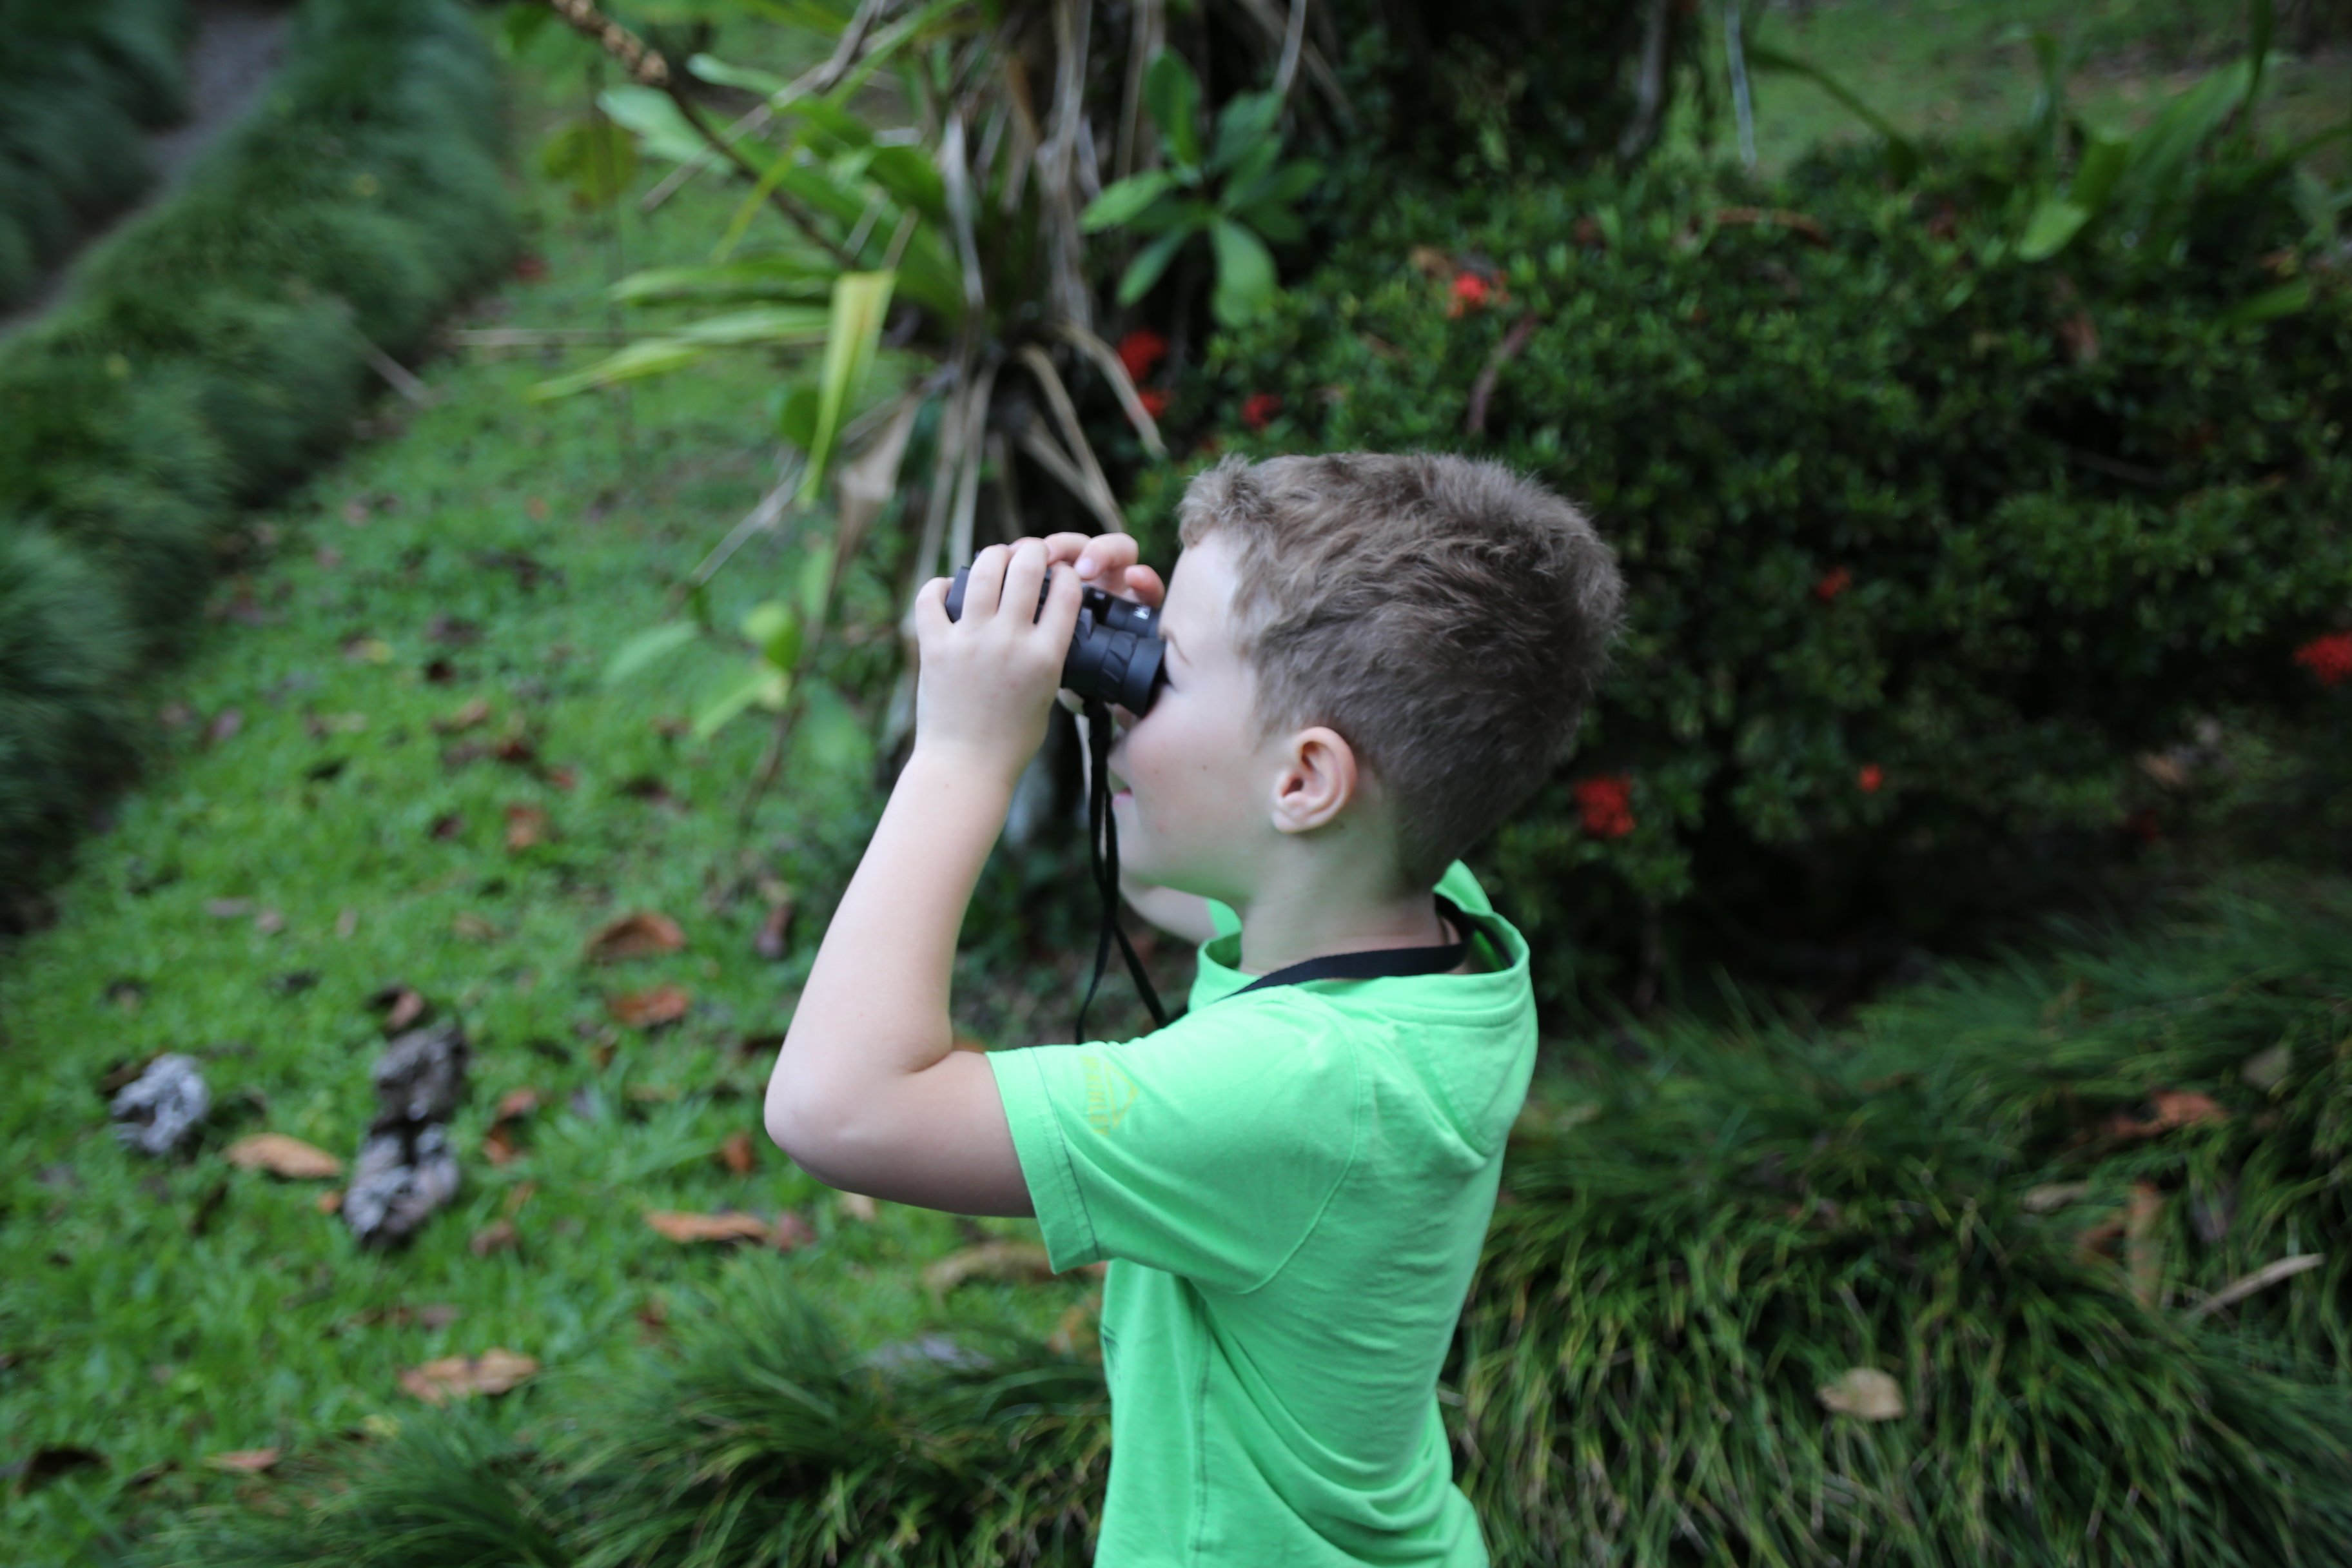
xmin=108 ymin=1054 xmax=211 ymax=1156
xmin=373 ymin=1020 xmax=469 ymax=1123
xmin=344 ymin=1122 xmax=462 ymax=1248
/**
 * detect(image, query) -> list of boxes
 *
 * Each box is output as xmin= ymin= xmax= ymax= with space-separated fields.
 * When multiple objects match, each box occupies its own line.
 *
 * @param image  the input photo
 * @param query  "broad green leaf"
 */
xmin=1082 ymin=170 xmax=1180 ymax=231
xmin=1116 ymin=226 xmax=1192 ymax=306
xmin=2121 ymin=60 xmax=2253 ymax=207
xmin=796 ymin=542 xmax=836 ymax=627
xmin=611 ymin=256 xmax=837 ymax=304
xmin=1209 ymin=91 xmax=1282 ymax=175
xmin=602 ymin=623 xmax=698 ymax=687
xmin=2246 ymin=0 xmax=2273 ymax=127
xmin=864 ymin=145 xmax=945 ymax=222
xmin=794 ymin=678 xmax=870 ymax=778
xmin=598 ymin=85 xmax=705 ymax=164
xmin=2017 ymin=197 xmax=2091 ymax=261
xmin=741 ymin=600 xmax=803 ymax=670
xmin=672 ymin=306 xmax=834 ymax=346
xmin=1229 ymin=157 xmax=1322 ymax=216
xmin=2217 ymin=277 xmax=2312 ymax=328
xmin=1238 ymin=203 xmax=1304 ymax=245
xmin=796 ymin=271 xmax=896 ymax=504
xmin=2070 ymin=133 xmax=2133 ymax=219
xmin=693 ymin=666 xmax=790 ymax=742
xmin=1144 ymin=50 xmax=1203 ymax=169
xmin=538 ymin=119 xmax=638 ymax=210
xmin=1745 ymin=43 xmax=1921 ymax=184
xmin=1209 ymin=219 xmax=1277 ymax=328
xmin=687 ymin=54 xmax=791 ymax=96
xmin=528 ymin=338 xmax=707 ymax=400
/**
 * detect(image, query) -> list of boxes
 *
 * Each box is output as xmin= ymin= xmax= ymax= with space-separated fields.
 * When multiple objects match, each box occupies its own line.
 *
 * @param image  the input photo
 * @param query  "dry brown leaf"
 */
xmin=754 ymin=900 xmax=792 ymax=960
xmin=453 ymin=911 xmax=499 ymax=943
xmin=645 ymin=1210 xmax=772 ymax=1244
xmin=206 ymin=1448 xmax=281 ymax=1474
xmin=1817 ymin=1367 xmax=1905 ymax=1421
xmin=2023 ymin=1182 xmax=2091 ymax=1215
xmin=398 ymin=1348 xmax=538 ymax=1405
xmin=719 ymin=1130 xmax=757 ymax=1175
xmin=504 ymin=805 xmax=549 ymax=851
xmin=493 ymin=1087 xmax=541 ymax=1123
xmin=610 ymin=985 xmax=689 ymax=1029
xmin=837 ymin=1191 xmax=877 ymax=1222
xmin=381 ymin=986 xmax=427 ymax=1033
xmin=482 ymin=1124 xmax=518 ymax=1167
xmin=771 ymin=1210 xmax=817 ymax=1252
xmin=504 ymin=1181 xmax=538 ymax=1217
xmin=584 ymin=912 xmax=686 ymax=963
xmin=433 ymin=698 xmax=492 ymax=734
xmin=2150 ymin=1090 xmax=2227 ymax=1130
xmin=470 ymin=1220 xmax=518 ymax=1257
xmin=315 ymin=1190 xmax=344 ymax=1215
xmin=225 ymin=1133 xmax=343 ymax=1181
xmin=923 ymin=1240 xmax=1057 ymax=1295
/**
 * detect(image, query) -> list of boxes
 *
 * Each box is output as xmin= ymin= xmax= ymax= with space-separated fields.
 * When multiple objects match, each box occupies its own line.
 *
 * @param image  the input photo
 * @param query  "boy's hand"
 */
xmin=910 ymin=540 xmax=1084 ymax=787
xmin=1009 ymin=531 xmax=1165 ymax=715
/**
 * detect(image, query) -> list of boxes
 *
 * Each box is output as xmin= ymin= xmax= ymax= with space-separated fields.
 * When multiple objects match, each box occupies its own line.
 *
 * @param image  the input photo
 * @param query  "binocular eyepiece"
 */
xmin=945 ymin=562 xmax=1167 ymax=716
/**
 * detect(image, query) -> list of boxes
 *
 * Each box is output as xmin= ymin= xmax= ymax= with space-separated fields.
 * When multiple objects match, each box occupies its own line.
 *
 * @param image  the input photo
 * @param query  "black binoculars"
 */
xmin=945 ymin=562 xmax=1167 ymax=715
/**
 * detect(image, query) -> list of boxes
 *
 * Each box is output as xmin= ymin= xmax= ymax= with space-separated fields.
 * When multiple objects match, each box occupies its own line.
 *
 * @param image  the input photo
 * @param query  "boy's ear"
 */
xmin=1268 ymin=725 xmax=1359 ymax=835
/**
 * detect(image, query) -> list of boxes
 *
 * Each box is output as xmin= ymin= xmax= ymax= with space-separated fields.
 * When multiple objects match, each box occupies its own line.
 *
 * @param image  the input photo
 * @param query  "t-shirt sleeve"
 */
xmin=985 ymin=993 xmax=1360 ymax=1294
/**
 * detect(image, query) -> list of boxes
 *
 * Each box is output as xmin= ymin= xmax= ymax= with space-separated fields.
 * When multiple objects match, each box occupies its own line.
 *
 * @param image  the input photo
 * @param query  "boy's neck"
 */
xmin=1225 ymin=867 xmax=1451 ymax=977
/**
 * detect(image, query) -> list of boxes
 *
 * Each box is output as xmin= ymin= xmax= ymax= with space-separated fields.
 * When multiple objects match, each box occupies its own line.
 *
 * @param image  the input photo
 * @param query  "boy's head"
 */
xmin=1106 ymin=451 xmax=1623 ymax=903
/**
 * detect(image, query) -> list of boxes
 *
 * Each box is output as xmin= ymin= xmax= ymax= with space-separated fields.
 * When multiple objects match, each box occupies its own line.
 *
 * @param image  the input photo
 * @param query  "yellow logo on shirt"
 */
xmin=1081 ymin=1055 xmax=1139 ymax=1133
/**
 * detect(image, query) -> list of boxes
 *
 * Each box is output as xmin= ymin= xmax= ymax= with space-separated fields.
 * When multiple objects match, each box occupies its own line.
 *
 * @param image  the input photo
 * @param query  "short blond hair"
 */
xmin=1177 ymin=451 xmax=1623 ymax=890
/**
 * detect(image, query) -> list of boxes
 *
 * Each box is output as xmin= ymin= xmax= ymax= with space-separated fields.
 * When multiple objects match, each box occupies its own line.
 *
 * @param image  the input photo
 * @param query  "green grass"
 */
xmin=0 ymin=31 xmax=1132 ymax=1565
xmin=1665 ymin=0 xmax=2352 ymax=185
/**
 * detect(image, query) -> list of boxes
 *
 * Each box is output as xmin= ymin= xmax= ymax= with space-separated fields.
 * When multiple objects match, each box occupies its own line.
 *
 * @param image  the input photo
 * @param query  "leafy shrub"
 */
xmin=0 ymin=0 xmax=516 ymax=901
xmin=0 ymin=524 xmax=139 ymax=896
xmin=0 ymin=0 xmax=190 ymax=307
xmin=1146 ymin=132 xmax=2352 ymax=1011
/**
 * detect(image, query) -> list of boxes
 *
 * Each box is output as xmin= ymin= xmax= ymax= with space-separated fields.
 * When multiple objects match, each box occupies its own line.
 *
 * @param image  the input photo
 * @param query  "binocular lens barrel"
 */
xmin=945 ymin=564 xmax=1167 ymax=716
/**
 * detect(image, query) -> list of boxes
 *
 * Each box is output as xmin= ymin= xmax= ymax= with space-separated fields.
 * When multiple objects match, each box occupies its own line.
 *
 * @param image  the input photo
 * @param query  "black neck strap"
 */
xmin=1218 ymin=894 xmax=1487 ymax=1003
xmin=1076 ymin=697 xmax=1170 ymax=1043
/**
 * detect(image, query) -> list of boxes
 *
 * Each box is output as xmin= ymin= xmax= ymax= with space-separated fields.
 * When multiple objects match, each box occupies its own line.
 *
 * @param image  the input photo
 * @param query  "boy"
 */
xmin=765 ymin=451 xmax=1624 ymax=1564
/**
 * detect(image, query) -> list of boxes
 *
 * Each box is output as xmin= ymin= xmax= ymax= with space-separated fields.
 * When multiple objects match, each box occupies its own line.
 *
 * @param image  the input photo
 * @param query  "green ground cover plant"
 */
xmin=0 ymin=0 xmax=190 ymax=308
xmin=104 ymin=865 xmax=2352 ymax=1567
xmin=0 ymin=0 xmax=516 ymax=906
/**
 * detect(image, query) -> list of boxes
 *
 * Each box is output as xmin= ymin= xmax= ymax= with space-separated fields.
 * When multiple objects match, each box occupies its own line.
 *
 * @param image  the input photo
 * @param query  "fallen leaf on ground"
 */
xmin=585 ymin=912 xmax=687 ymax=963
xmin=471 ymin=1220 xmax=518 ymax=1257
xmin=398 ymin=1349 xmax=537 ymax=1405
xmin=373 ymin=986 xmax=427 ymax=1033
xmin=836 ymin=1191 xmax=877 ymax=1221
xmin=453 ymin=912 xmax=499 ymax=943
xmin=755 ymin=899 xmax=792 ymax=959
xmin=1817 ymin=1367 xmax=1905 ymax=1421
xmin=2150 ymin=1090 xmax=2226 ymax=1129
xmin=315 ymin=1190 xmax=343 ymax=1215
xmin=504 ymin=1181 xmax=537 ymax=1217
xmin=2023 ymin=1182 xmax=2091 ymax=1215
xmin=482 ymin=1124 xmax=518 ymax=1166
xmin=923 ymin=1240 xmax=1058 ymax=1295
xmin=611 ymin=985 xmax=689 ymax=1028
xmin=225 ymin=1134 xmax=343 ymax=1180
xmin=206 ymin=1449 xmax=280 ymax=1475
xmin=433 ymin=698 xmax=492 ymax=733
xmin=2126 ymin=1181 xmax=2166 ymax=1307
xmin=504 ymin=805 xmax=549 ymax=850
xmin=772 ymin=1210 xmax=817 ymax=1251
xmin=645 ymin=1210 xmax=773 ymax=1244
xmin=719 ymin=1130 xmax=757 ymax=1174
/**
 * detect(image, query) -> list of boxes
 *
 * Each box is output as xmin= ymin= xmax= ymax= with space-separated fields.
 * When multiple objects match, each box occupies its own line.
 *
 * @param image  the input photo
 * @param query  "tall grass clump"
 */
xmin=0 ymin=0 xmax=514 ymax=905
xmin=0 ymin=0 xmax=190 ymax=308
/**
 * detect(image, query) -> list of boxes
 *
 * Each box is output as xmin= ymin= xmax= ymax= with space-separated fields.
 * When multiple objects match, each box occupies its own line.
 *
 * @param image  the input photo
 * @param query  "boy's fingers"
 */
xmin=1075 ymin=534 xmax=1139 ymax=582
xmin=1000 ymin=540 xmax=1050 ymax=629
xmin=1121 ymin=564 xmax=1166 ymax=607
xmin=912 ymin=575 xmax=951 ymax=632
xmin=965 ymin=542 xmax=1010 ymax=618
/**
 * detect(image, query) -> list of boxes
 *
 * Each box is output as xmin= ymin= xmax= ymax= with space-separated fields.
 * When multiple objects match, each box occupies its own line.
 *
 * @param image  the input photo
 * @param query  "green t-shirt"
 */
xmin=987 ymin=861 xmax=1536 ymax=1567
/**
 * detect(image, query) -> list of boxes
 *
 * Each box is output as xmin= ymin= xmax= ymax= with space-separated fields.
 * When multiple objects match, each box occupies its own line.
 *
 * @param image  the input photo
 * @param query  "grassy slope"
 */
xmin=0 ymin=34 xmax=1125 ymax=1567
xmin=1665 ymin=0 xmax=2351 ymax=186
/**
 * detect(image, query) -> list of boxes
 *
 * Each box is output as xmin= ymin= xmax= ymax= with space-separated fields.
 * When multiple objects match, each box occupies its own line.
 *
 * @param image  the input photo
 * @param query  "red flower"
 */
xmin=1814 ymin=566 xmax=1852 ymax=603
xmin=1117 ymin=328 xmax=1168 ymax=384
xmin=2294 ymin=631 xmax=2352 ymax=687
xmin=1857 ymin=763 xmax=1884 ymax=794
xmin=1571 ymin=774 xmax=1635 ymax=839
xmin=1450 ymin=271 xmax=1491 ymax=312
xmin=1241 ymin=392 xmax=1282 ymax=433
xmin=1135 ymin=387 xmax=1170 ymax=418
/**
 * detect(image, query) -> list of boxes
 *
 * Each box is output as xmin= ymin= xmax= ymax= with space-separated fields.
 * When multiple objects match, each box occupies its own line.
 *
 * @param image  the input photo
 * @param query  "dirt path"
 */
xmin=0 ymin=0 xmax=289 ymax=342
